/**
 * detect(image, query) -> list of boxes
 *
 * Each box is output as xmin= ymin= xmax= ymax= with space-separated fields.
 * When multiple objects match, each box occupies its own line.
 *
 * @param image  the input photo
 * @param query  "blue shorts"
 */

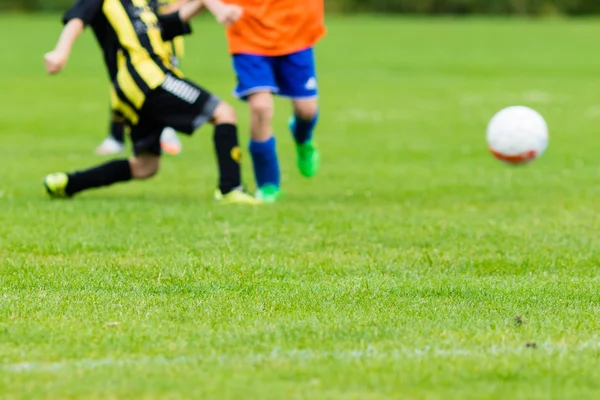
xmin=232 ymin=47 xmax=318 ymax=100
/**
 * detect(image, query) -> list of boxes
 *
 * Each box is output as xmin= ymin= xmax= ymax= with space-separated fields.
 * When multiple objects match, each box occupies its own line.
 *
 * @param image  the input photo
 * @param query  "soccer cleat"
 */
xmin=296 ymin=140 xmax=320 ymax=178
xmin=289 ymin=117 xmax=320 ymax=178
xmin=214 ymin=187 xmax=262 ymax=205
xmin=96 ymin=137 xmax=125 ymax=155
xmin=43 ymin=172 xmax=70 ymax=198
xmin=160 ymin=127 xmax=182 ymax=155
xmin=255 ymin=184 xmax=281 ymax=204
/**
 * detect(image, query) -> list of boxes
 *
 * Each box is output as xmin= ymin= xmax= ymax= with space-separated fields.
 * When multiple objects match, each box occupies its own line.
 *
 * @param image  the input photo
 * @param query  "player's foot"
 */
xmin=296 ymin=140 xmax=320 ymax=178
xmin=43 ymin=172 xmax=70 ymax=199
xmin=289 ymin=117 xmax=320 ymax=177
xmin=96 ymin=137 xmax=125 ymax=155
xmin=214 ymin=187 xmax=262 ymax=205
xmin=255 ymin=184 xmax=281 ymax=204
xmin=160 ymin=127 xmax=182 ymax=155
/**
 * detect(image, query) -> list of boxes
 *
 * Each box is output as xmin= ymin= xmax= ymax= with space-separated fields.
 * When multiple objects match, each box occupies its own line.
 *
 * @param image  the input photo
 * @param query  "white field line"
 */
xmin=3 ymin=342 xmax=600 ymax=373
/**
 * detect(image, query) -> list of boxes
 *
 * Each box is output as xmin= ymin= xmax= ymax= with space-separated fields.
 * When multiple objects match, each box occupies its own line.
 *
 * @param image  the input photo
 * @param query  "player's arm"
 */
xmin=162 ymin=0 xmax=190 ymax=14
xmin=168 ymin=0 xmax=242 ymax=26
xmin=177 ymin=0 xmax=205 ymax=23
xmin=44 ymin=0 xmax=103 ymax=75
xmin=44 ymin=19 xmax=84 ymax=74
xmin=159 ymin=0 xmax=241 ymax=41
xmin=203 ymin=0 xmax=243 ymax=26
xmin=159 ymin=0 xmax=203 ymax=41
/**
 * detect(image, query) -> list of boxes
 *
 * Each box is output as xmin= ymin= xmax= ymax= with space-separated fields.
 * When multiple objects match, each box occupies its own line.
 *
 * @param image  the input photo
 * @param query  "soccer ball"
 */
xmin=486 ymin=106 xmax=549 ymax=165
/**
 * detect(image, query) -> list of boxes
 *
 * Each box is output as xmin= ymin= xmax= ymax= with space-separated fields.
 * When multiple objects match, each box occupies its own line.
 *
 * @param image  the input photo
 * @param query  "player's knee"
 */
xmin=249 ymin=93 xmax=274 ymax=121
xmin=293 ymin=100 xmax=318 ymax=120
xmin=129 ymin=155 xmax=160 ymax=179
xmin=212 ymin=102 xmax=237 ymax=125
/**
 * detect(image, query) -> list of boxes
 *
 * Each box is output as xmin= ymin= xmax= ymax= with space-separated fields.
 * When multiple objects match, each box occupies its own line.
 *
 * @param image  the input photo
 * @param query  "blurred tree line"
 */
xmin=2 ymin=0 xmax=600 ymax=14
xmin=327 ymin=0 xmax=600 ymax=14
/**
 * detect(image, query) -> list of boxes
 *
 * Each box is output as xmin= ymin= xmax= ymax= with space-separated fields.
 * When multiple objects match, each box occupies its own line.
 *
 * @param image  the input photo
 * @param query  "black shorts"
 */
xmin=131 ymin=74 xmax=220 ymax=155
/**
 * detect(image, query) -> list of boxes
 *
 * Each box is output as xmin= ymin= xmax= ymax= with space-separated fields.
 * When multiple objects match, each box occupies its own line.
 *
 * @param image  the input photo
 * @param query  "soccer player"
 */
xmin=43 ymin=0 xmax=259 ymax=205
xmin=95 ymin=0 xmax=187 ymax=156
xmin=224 ymin=0 xmax=326 ymax=202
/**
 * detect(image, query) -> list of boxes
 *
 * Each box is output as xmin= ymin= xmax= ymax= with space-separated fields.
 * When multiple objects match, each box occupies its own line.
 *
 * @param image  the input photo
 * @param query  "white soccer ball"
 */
xmin=486 ymin=106 xmax=549 ymax=165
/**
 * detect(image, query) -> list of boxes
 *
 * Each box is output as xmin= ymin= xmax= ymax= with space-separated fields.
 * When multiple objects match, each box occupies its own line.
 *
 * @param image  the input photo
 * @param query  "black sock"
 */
xmin=66 ymin=159 xmax=132 ymax=196
xmin=213 ymin=124 xmax=242 ymax=194
xmin=110 ymin=120 xmax=126 ymax=143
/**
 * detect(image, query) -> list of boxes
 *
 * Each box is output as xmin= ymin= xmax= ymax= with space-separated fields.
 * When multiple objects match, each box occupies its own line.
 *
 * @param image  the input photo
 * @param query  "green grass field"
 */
xmin=1 ymin=14 xmax=600 ymax=399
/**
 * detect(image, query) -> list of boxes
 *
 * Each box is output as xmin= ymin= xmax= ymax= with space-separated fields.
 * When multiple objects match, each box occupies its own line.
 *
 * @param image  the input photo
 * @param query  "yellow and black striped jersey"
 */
xmin=150 ymin=0 xmax=185 ymax=60
xmin=62 ymin=0 xmax=191 ymax=125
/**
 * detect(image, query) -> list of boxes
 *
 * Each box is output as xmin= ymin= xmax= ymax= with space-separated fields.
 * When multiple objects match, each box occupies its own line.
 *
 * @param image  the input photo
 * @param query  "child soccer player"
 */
xmin=224 ymin=0 xmax=326 ymax=202
xmin=95 ymin=0 xmax=187 ymax=156
xmin=43 ymin=0 xmax=259 ymax=205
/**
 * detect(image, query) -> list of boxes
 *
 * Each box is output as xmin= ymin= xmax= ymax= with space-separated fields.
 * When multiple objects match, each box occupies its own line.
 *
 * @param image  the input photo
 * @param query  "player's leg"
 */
xmin=247 ymin=91 xmax=281 ymax=202
xmin=127 ymin=121 xmax=162 ymax=181
xmin=210 ymin=101 xmax=261 ymax=204
xmin=44 ymin=119 xmax=161 ymax=198
xmin=43 ymin=156 xmax=159 ymax=198
xmin=96 ymin=110 xmax=126 ymax=155
xmin=291 ymin=99 xmax=320 ymax=177
xmin=291 ymin=99 xmax=319 ymax=146
xmin=232 ymin=54 xmax=281 ymax=203
xmin=275 ymin=47 xmax=320 ymax=177
xmin=129 ymin=153 xmax=161 ymax=179
xmin=44 ymin=159 xmax=133 ymax=198
xmin=148 ymin=74 xmax=259 ymax=204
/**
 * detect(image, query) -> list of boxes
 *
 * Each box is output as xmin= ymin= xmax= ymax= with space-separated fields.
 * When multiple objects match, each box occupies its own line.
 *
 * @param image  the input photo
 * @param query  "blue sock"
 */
xmin=249 ymin=136 xmax=280 ymax=188
xmin=292 ymin=113 xmax=319 ymax=145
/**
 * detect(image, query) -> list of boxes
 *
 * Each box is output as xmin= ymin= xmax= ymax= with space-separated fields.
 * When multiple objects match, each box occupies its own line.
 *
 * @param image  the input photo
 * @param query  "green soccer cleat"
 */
xmin=255 ymin=184 xmax=281 ymax=204
xmin=43 ymin=172 xmax=70 ymax=199
xmin=214 ymin=187 xmax=262 ymax=205
xmin=296 ymin=140 xmax=320 ymax=178
xmin=289 ymin=117 xmax=320 ymax=178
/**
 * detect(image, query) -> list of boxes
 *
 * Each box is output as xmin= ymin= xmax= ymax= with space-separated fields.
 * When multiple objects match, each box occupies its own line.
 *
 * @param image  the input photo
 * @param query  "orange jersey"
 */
xmin=225 ymin=0 xmax=326 ymax=56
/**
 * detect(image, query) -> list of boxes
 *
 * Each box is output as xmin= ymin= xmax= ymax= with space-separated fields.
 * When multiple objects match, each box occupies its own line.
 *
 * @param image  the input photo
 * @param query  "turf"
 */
xmin=1 ymin=14 xmax=600 ymax=399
